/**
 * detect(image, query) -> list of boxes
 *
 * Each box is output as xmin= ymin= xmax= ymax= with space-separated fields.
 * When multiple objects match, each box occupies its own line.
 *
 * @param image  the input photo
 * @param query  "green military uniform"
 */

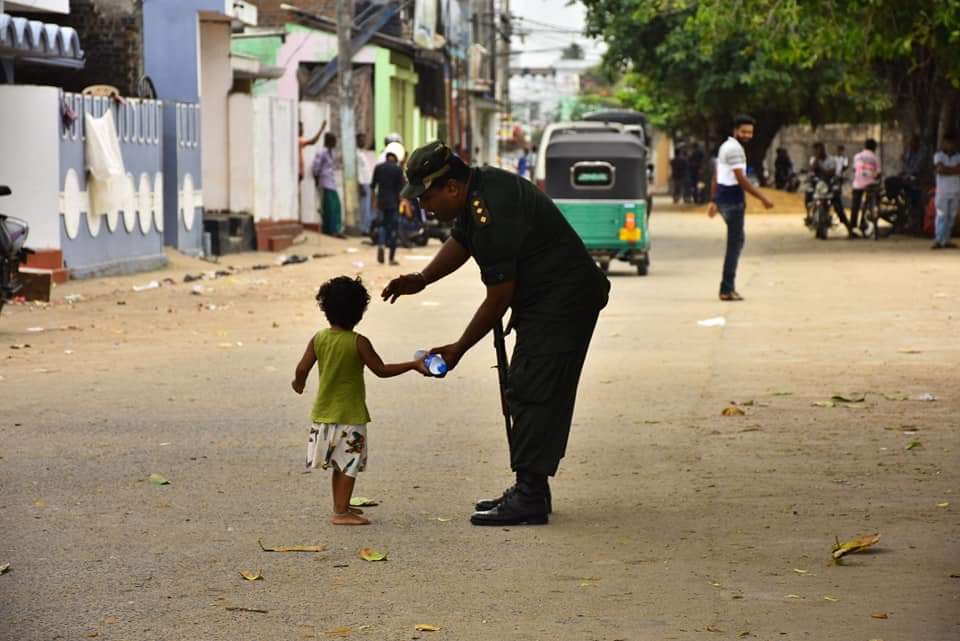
xmin=451 ymin=166 xmax=609 ymax=475
xmin=402 ymin=141 xmax=610 ymax=478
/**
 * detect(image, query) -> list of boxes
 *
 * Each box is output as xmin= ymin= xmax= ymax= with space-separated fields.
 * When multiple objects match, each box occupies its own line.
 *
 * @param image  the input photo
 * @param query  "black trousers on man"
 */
xmin=505 ymin=313 xmax=600 ymax=477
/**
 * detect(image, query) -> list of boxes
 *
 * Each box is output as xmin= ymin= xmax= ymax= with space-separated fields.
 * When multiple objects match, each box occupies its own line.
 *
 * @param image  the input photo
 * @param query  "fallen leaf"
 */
xmin=415 ymin=624 xmax=441 ymax=632
xmin=705 ymin=624 xmax=724 ymax=632
xmin=359 ymin=547 xmax=388 ymax=562
xmin=936 ymin=502 xmax=950 ymax=508
xmin=771 ymin=391 xmax=793 ymax=396
xmin=258 ymin=539 xmax=326 ymax=553
xmin=349 ymin=497 xmax=379 ymax=507
xmin=722 ymin=406 xmax=746 ymax=417
xmin=239 ymin=570 xmax=263 ymax=581
xmin=897 ymin=348 xmax=922 ymax=354
xmin=148 ymin=473 xmax=170 ymax=485
xmin=831 ymin=394 xmax=865 ymax=403
xmin=832 ymin=533 xmax=880 ymax=560
xmin=0 ymin=563 xmax=10 ymax=574
xmin=580 ymin=582 xmax=597 ymax=587
xmin=905 ymin=441 xmax=922 ymax=450
xmin=871 ymin=612 xmax=889 ymax=619
xmin=823 ymin=595 xmax=839 ymax=602
xmin=709 ymin=581 xmax=722 ymax=587
xmin=812 ymin=401 xmax=837 ymax=408
xmin=738 ymin=632 xmax=751 ymax=638
xmin=436 ymin=517 xmax=451 ymax=522
xmin=792 ymin=568 xmax=809 ymax=575
xmin=326 ymin=627 xmax=353 ymax=637
xmin=225 ymin=606 xmax=268 ymax=614
xmin=914 ymin=393 xmax=937 ymax=402
xmin=784 ymin=594 xmax=801 ymax=599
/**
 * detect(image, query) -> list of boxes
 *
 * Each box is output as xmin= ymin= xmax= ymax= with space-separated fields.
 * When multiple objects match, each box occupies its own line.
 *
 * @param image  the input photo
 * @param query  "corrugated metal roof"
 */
xmin=0 ymin=13 xmax=84 ymax=60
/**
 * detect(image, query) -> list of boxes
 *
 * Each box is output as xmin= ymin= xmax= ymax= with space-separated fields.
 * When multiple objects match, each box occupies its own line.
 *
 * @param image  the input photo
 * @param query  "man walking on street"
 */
xmin=381 ymin=141 xmax=610 ymax=526
xmin=707 ymin=115 xmax=774 ymax=301
xmin=671 ymin=148 xmax=687 ymax=203
xmin=932 ymin=132 xmax=960 ymax=250
xmin=371 ymin=147 xmax=405 ymax=265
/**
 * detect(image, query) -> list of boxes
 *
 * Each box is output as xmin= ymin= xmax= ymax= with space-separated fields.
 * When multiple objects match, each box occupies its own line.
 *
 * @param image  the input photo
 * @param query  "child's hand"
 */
xmin=413 ymin=359 xmax=431 ymax=377
xmin=292 ymin=379 xmax=305 ymax=394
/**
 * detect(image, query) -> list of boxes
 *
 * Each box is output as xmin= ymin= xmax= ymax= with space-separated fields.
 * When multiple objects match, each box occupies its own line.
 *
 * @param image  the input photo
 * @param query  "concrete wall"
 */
xmin=0 ymin=86 xmax=62 ymax=250
xmin=142 ymin=0 xmax=224 ymax=103
xmin=7 ymin=0 xmax=71 ymax=12
xmin=769 ymin=123 xmax=906 ymax=178
xmin=199 ymin=18 xmax=232 ymax=211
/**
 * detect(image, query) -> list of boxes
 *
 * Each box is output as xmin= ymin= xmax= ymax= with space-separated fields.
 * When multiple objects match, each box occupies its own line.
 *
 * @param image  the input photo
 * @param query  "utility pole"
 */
xmin=336 ymin=0 xmax=359 ymax=234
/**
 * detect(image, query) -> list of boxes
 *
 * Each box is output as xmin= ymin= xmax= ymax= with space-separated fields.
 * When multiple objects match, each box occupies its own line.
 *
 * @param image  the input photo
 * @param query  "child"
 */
xmin=292 ymin=276 xmax=427 ymax=525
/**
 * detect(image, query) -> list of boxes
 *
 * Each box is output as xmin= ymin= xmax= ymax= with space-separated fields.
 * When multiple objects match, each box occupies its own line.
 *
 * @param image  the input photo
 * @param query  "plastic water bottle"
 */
xmin=415 ymin=349 xmax=448 ymax=377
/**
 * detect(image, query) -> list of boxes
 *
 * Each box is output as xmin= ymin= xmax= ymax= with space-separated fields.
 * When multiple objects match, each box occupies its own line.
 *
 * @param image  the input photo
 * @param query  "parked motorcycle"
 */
xmin=0 ymin=185 xmax=32 ymax=316
xmin=368 ymin=206 xmax=451 ymax=248
xmin=803 ymin=172 xmax=840 ymax=240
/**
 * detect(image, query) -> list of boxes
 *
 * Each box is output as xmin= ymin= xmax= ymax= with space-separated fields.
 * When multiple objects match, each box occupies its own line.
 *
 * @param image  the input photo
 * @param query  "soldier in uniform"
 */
xmin=382 ymin=141 xmax=610 ymax=526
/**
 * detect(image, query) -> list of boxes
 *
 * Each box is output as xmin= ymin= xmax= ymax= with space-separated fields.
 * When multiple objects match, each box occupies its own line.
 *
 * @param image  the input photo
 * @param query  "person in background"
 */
xmin=903 ymin=135 xmax=932 ymax=228
xmin=686 ymin=144 xmax=705 ymax=203
xmin=299 ymin=120 xmax=326 ymax=184
xmin=356 ymin=133 xmax=376 ymax=234
xmin=810 ymin=141 xmax=855 ymax=237
xmin=371 ymin=148 xmax=405 ymax=265
xmin=850 ymin=138 xmax=881 ymax=235
xmin=517 ymin=148 xmax=530 ymax=179
xmin=833 ymin=144 xmax=850 ymax=177
xmin=670 ymin=148 xmax=687 ymax=203
xmin=313 ymin=133 xmax=346 ymax=238
xmin=773 ymin=147 xmax=794 ymax=190
xmin=707 ymin=114 xmax=774 ymax=301
xmin=932 ymin=132 xmax=960 ymax=250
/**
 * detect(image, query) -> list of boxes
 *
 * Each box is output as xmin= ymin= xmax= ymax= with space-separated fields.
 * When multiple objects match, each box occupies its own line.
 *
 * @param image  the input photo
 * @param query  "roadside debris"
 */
xmin=905 ymin=441 xmax=922 ymax=450
xmin=697 ymin=317 xmax=726 ymax=327
xmin=349 ymin=497 xmax=378 ymax=507
xmin=63 ymin=294 xmax=84 ymax=304
xmin=359 ymin=547 xmax=387 ymax=562
xmin=415 ymin=624 xmax=441 ymax=632
xmin=224 ymin=606 xmax=268 ymax=614
xmin=0 ymin=563 xmax=10 ymax=575
xmin=871 ymin=612 xmax=889 ymax=619
xmin=257 ymin=539 xmax=326 ymax=553
xmin=148 ymin=473 xmax=170 ymax=485
xmin=721 ymin=406 xmax=746 ymax=417
xmin=914 ymin=393 xmax=937 ymax=402
xmin=132 ymin=280 xmax=160 ymax=292
xmin=279 ymin=254 xmax=308 ymax=266
xmin=239 ymin=570 xmax=263 ymax=581
xmin=832 ymin=532 xmax=880 ymax=560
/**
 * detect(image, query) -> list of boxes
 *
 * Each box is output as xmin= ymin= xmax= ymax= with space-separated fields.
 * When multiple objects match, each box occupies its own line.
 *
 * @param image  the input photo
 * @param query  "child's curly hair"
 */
xmin=316 ymin=276 xmax=370 ymax=330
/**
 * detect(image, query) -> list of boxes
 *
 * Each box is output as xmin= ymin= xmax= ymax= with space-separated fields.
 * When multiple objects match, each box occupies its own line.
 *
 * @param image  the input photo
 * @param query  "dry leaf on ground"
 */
xmin=833 ymin=532 xmax=881 ymax=560
xmin=349 ymin=497 xmax=379 ymax=507
xmin=722 ymin=406 xmax=746 ymax=417
xmin=792 ymin=568 xmax=809 ymax=575
xmin=831 ymin=394 xmax=866 ymax=403
xmin=239 ymin=570 xmax=263 ymax=581
xmin=148 ymin=473 xmax=170 ymax=485
xmin=225 ymin=606 xmax=268 ymax=613
xmin=0 ymin=563 xmax=10 ymax=574
xmin=258 ymin=539 xmax=326 ymax=553
xmin=905 ymin=441 xmax=922 ymax=450
xmin=871 ymin=612 xmax=889 ymax=619
xmin=359 ymin=547 xmax=387 ymax=562
xmin=936 ymin=502 xmax=950 ymax=508
xmin=326 ymin=627 xmax=353 ymax=637
xmin=415 ymin=624 xmax=441 ymax=632
xmin=823 ymin=595 xmax=839 ymax=602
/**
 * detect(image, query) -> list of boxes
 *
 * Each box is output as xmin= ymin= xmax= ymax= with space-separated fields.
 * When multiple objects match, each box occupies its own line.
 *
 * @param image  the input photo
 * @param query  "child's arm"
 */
xmin=292 ymin=339 xmax=317 ymax=394
xmin=357 ymin=335 xmax=429 ymax=378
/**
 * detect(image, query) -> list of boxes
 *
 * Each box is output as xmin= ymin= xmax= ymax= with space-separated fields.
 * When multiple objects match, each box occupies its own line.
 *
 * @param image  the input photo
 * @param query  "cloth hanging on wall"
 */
xmin=84 ymin=109 xmax=126 ymax=222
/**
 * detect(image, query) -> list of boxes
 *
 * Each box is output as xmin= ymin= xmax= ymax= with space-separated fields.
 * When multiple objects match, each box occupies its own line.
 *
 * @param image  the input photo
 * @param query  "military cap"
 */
xmin=401 ymin=140 xmax=455 ymax=199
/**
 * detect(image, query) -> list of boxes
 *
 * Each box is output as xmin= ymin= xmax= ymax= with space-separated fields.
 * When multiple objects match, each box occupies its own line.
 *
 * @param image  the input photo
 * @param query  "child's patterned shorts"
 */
xmin=306 ymin=423 xmax=368 ymax=477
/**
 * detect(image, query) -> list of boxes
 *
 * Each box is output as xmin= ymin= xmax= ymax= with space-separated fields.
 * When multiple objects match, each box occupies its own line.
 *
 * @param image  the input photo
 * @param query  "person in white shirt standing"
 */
xmin=707 ymin=115 xmax=774 ymax=301
xmin=932 ymin=132 xmax=960 ymax=249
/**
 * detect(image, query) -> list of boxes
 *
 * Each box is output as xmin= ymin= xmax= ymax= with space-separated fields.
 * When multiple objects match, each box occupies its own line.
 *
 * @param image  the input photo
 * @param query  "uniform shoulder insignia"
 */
xmin=469 ymin=191 xmax=491 ymax=227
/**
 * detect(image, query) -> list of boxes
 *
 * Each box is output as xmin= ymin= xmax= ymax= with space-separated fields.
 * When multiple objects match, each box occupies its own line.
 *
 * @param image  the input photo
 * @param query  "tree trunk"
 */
xmin=747 ymin=111 xmax=786 ymax=186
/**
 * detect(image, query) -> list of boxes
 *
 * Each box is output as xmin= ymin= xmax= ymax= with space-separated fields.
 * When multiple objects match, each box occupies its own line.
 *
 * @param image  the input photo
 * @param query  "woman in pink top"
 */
xmin=850 ymin=138 xmax=881 ymax=235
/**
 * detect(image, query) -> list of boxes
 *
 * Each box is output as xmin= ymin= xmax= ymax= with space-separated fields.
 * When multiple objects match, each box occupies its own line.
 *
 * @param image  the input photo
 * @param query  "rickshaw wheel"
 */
xmin=636 ymin=260 xmax=649 ymax=276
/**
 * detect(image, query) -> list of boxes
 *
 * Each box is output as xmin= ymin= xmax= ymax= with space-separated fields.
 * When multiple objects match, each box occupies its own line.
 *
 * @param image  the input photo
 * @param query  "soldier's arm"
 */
xmin=429 ymin=280 xmax=515 ymax=371
xmin=421 ymin=236 xmax=471 ymax=284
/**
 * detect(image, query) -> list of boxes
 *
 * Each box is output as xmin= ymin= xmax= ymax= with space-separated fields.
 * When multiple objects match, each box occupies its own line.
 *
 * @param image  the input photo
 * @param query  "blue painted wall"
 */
xmin=142 ymin=0 xmax=225 ymax=103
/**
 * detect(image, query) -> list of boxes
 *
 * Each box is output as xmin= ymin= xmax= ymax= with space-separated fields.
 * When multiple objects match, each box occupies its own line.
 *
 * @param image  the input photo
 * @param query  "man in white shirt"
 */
xmin=707 ymin=115 xmax=774 ymax=301
xmin=932 ymin=132 xmax=960 ymax=249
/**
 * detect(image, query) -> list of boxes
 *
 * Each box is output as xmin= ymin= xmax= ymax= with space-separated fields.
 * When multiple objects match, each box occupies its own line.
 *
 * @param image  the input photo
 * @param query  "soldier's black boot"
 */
xmin=475 ymin=480 xmax=552 ymax=513
xmin=470 ymin=472 xmax=549 ymax=526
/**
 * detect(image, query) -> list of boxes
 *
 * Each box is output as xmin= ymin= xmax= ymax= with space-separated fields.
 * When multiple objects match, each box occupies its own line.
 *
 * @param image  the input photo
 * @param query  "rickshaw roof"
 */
xmin=582 ymin=109 xmax=648 ymax=126
xmin=546 ymin=131 xmax=647 ymax=159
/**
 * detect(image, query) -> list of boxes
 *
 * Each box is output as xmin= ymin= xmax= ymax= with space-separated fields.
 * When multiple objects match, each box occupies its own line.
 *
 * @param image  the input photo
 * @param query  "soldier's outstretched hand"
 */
xmin=381 ymin=272 xmax=427 ymax=304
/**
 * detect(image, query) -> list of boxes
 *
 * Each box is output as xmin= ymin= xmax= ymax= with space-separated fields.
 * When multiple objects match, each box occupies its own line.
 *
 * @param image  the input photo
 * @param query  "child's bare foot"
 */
xmin=347 ymin=506 xmax=364 ymax=515
xmin=331 ymin=512 xmax=370 ymax=525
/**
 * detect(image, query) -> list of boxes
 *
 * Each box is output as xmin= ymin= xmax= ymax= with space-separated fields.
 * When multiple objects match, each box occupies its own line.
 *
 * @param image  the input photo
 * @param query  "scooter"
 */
xmin=0 ymin=185 xmax=32 ymax=316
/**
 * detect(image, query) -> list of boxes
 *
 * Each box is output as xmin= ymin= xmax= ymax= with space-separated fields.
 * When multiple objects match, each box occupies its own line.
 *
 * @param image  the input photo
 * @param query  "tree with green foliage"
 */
xmin=581 ymin=0 xmax=958 ymax=176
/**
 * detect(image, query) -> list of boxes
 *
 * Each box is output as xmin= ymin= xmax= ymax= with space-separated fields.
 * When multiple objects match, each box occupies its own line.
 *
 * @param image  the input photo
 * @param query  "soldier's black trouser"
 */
xmin=505 ymin=313 xmax=599 ymax=477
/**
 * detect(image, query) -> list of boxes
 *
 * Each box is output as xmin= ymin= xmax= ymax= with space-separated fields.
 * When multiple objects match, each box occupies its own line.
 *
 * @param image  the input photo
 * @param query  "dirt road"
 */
xmin=2 ymin=206 xmax=958 ymax=641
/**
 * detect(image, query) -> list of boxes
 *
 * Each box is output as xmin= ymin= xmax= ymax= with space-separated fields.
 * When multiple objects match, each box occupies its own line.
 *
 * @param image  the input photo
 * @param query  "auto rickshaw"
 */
xmin=544 ymin=130 xmax=650 ymax=275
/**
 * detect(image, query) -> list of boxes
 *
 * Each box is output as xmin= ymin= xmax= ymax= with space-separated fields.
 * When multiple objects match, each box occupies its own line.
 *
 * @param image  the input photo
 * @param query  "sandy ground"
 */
xmin=1 ymin=201 xmax=958 ymax=641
